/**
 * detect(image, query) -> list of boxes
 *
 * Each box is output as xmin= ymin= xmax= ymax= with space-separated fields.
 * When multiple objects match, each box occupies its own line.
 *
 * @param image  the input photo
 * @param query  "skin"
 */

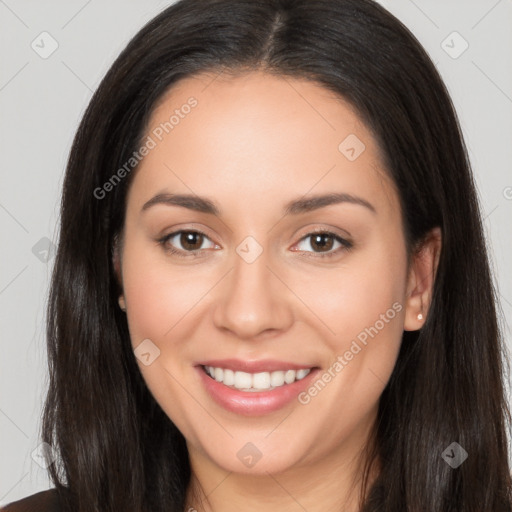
xmin=115 ymin=70 xmax=441 ymax=512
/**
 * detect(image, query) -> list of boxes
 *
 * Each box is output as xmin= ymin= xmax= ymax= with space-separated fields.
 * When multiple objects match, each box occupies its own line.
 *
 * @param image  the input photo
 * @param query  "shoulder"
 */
xmin=1 ymin=488 xmax=61 ymax=512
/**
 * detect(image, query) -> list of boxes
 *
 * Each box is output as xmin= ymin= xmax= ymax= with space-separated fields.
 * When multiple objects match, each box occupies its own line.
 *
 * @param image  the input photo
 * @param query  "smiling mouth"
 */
xmin=201 ymin=365 xmax=315 ymax=392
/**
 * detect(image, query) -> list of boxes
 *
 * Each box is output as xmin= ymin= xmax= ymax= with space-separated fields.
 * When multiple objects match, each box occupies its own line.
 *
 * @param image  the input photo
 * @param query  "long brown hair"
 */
xmin=41 ymin=0 xmax=512 ymax=510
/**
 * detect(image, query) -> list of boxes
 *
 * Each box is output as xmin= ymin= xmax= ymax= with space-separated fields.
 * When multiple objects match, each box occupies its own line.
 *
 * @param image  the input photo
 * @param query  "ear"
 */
xmin=403 ymin=227 xmax=442 ymax=331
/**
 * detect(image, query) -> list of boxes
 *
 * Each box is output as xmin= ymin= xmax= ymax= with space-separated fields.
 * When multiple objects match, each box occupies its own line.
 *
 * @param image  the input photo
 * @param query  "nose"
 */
xmin=212 ymin=247 xmax=294 ymax=340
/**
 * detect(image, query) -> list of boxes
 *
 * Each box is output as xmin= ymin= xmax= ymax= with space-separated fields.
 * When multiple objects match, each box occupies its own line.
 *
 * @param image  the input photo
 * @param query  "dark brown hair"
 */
xmin=41 ymin=0 xmax=512 ymax=510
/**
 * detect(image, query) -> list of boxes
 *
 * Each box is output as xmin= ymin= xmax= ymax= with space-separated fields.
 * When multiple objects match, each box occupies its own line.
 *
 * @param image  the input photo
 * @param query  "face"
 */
xmin=116 ymin=70 xmax=434 ymax=477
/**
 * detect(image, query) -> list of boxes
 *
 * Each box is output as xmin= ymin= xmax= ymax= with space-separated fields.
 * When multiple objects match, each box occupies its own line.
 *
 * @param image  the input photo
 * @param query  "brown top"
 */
xmin=1 ymin=489 xmax=60 ymax=512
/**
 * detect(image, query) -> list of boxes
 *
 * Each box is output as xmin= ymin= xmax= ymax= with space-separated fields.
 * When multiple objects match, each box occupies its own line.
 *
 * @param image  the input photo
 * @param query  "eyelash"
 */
xmin=157 ymin=229 xmax=353 ymax=259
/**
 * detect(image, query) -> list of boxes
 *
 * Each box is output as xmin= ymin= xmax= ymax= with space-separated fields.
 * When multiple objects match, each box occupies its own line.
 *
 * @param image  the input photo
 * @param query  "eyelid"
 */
xmin=294 ymin=224 xmax=352 ymax=240
xmin=157 ymin=222 xmax=218 ymax=244
xmin=158 ymin=229 xmax=218 ymax=257
xmin=291 ymin=227 xmax=353 ymax=258
xmin=295 ymin=224 xmax=350 ymax=239
xmin=158 ymin=225 xmax=353 ymax=258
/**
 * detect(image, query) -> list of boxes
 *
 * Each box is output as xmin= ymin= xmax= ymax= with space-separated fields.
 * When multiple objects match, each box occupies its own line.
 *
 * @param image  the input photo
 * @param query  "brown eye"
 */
xmin=159 ymin=230 xmax=217 ymax=257
xmin=309 ymin=233 xmax=335 ymax=252
xmin=294 ymin=231 xmax=353 ymax=258
xmin=179 ymin=231 xmax=204 ymax=251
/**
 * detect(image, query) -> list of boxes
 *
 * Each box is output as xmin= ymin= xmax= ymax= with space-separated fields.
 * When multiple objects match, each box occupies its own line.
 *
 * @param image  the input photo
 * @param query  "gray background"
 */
xmin=1 ymin=0 xmax=511 ymax=504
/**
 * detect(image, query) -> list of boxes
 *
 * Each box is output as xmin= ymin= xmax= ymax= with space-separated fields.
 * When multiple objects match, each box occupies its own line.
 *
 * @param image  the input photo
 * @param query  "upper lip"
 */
xmin=196 ymin=358 xmax=318 ymax=373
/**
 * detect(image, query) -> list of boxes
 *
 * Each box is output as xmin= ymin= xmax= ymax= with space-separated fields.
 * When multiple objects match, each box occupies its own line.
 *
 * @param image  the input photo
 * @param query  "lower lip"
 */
xmin=196 ymin=365 xmax=320 ymax=416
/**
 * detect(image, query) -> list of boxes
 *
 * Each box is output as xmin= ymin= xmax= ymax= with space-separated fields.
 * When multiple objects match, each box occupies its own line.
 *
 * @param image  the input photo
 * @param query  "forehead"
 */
xmin=130 ymin=70 xmax=398 ymax=221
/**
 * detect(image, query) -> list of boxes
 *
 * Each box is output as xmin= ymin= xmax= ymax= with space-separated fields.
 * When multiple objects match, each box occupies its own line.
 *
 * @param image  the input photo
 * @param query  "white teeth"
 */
xmin=252 ymin=372 xmax=271 ymax=389
xmin=223 ymin=368 xmax=235 ymax=386
xmin=296 ymin=369 xmax=310 ymax=380
xmin=270 ymin=371 xmax=285 ymax=387
xmin=234 ymin=371 xmax=252 ymax=389
xmin=203 ymin=366 xmax=312 ymax=391
xmin=284 ymin=369 xmax=296 ymax=384
xmin=214 ymin=367 xmax=223 ymax=382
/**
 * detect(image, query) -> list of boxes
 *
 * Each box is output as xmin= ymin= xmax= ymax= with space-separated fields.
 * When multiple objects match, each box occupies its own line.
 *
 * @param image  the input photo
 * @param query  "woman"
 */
xmin=3 ymin=0 xmax=511 ymax=510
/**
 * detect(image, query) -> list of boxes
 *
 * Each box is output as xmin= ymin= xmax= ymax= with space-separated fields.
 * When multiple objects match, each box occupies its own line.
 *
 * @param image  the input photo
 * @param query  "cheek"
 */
xmin=289 ymin=253 xmax=406 ymax=438
xmin=295 ymin=249 xmax=407 ymax=349
xmin=120 ymin=236 xmax=214 ymax=351
xmin=120 ymin=239 xmax=212 ymax=435
xmin=290 ymin=241 xmax=407 ymax=420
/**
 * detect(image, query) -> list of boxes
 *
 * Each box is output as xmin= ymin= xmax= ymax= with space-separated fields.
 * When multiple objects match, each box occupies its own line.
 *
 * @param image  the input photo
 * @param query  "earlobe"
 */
xmin=403 ymin=227 xmax=442 ymax=331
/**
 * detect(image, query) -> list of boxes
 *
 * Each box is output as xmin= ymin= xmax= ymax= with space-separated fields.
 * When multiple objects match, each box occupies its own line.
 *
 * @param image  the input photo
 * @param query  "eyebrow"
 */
xmin=141 ymin=192 xmax=376 ymax=216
